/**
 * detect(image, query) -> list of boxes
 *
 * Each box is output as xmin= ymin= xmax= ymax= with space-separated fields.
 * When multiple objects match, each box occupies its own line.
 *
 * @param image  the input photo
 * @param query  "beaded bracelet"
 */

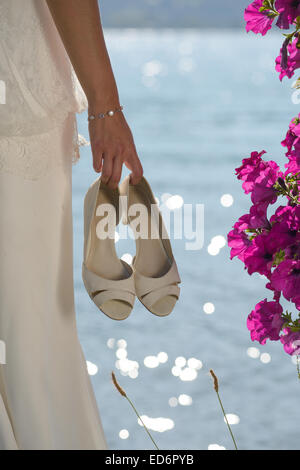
xmin=88 ymin=105 xmax=124 ymax=122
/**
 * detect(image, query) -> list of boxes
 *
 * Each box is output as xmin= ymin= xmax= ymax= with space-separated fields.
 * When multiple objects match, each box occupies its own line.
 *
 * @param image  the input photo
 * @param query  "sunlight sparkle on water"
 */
xmin=208 ymin=235 xmax=226 ymax=256
xmin=207 ymin=244 xmax=220 ymax=256
xmin=203 ymin=302 xmax=215 ymax=315
xmin=178 ymin=394 xmax=192 ymax=406
xmin=225 ymin=414 xmax=240 ymax=425
xmin=247 ymin=347 xmax=260 ymax=359
xmin=138 ymin=416 xmax=174 ymax=433
xmin=179 ymin=367 xmax=197 ymax=381
xmin=119 ymin=429 xmax=129 ymax=440
xmin=208 ymin=444 xmax=226 ymax=450
xmin=144 ymin=355 xmax=160 ymax=368
xmin=157 ymin=351 xmax=168 ymax=363
xmin=116 ymin=348 xmax=127 ymax=360
xmin=220 ymin=194 xmax=234 ymax=207
xmin=107 ymin=338 xmax=115 ymax=349
xmin=175 ymin=356 xmax=186 ymax=368
xmin=171 ymin=366 xmax=181 ymax=377
xmin=116 ymin=358 xmax=139 ymax=378
xmin=172 ymin=356 xmax=202 ymax=381
xmin=144 ymin=352 xmax=168 ymax=368
xmin=165 ymin=195 xmax=184 ymax=210
xmin=169 ymin=397 xmax=178 ymax=407
xmin=260 ymin=353 xmax=271 ymax=364
xmin=86 ymin=361 xmax=98 ymax=376
xmin=187 ymin=358 xmax=203 ymax=370
xmin=117 ymin=339 xmax=127 ymax=349
xmin=128 ymin=369 xmax=139 ymax=379
xmin=161 ymin=193 xmax=172 ymax=204
xmin=211 ymin=235 xmax=226 ymax=249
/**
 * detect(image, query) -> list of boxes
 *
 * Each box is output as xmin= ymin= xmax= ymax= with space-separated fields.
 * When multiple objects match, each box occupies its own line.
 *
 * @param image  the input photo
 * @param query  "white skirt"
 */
xmin=0 ymin=113 xmax=108 ymax=450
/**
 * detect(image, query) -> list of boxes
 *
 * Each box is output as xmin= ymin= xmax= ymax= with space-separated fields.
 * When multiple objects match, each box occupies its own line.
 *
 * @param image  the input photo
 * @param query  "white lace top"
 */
xmin=0 ymin=0 xmax=89 ymax=179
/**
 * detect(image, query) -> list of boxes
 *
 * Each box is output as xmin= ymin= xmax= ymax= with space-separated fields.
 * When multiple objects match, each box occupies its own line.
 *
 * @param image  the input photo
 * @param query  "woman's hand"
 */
xmin=46 ymin=0 xmax=143 ymax=187
xmin=88 ymin=109 xmax=143 ymax=188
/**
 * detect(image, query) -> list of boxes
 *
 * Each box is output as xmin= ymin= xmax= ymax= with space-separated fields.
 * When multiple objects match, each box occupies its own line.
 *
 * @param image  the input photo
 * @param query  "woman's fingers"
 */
xmin=91 ymin=138 xmax=103 ymax=173
xmin=127 ymin=152 xmax=143 ymax=185
xmin=101 ymin=152 xmax=114 ymax=184
xmin=92 ymin=149 xmax=102 ymax=173
xmin=89 ymin=114 xmax=143 ymax=186
xmin=107 ymin=155 xmax=123 ymax=189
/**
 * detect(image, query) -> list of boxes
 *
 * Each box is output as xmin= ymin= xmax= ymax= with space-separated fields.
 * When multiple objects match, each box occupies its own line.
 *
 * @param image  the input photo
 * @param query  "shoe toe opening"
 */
xmin=101 ymin=299 xmax=133 ymax=321
xmin=150 ymin=295 xmax=177 ymax=317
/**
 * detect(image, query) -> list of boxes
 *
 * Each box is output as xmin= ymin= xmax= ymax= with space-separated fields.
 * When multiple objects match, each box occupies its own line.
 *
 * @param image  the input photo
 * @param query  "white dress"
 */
xmin=0 ymin=0 xmax=108 ymax=450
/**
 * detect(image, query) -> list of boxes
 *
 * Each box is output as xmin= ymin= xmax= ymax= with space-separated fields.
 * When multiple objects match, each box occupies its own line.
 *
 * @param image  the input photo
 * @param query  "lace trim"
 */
xmin=0 ymin=114 xmax=89 ymax=181
xmin=0 ymin=0 xmax=88 ymax=138
xmin=0 ymin=0 xmax=90 ymax=179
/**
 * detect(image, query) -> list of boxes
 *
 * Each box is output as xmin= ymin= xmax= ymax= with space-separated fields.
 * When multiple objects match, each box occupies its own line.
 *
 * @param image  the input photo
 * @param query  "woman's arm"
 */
xmin=46 ymin=0 xmax=143 ymax=187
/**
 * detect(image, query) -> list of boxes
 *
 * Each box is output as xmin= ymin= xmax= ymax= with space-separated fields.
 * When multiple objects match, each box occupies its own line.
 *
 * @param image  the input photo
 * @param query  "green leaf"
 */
xmin=273 ymin=249 xmax=286 ymax=266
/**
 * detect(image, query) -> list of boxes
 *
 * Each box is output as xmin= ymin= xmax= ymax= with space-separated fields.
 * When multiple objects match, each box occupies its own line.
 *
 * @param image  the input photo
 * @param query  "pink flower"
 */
xmin=270 ymin=204 xmax=300 ymax=226
xmin=244 ymin=233 xmax=277 ymax=276
xmin=251 ymin=161 xmax=281 ymax=206
xmin=282 ymin=115 xmax=300 ymax=156
xmin=270 ymin=259 xmax=300 ymax=307
xmin=269 ymin=205 xmax=300 ymax=248
xmin=266 ymin=280 xmax=282 ymax=301
xmin=276 ymin=37 xmax=300 ymax=81
xmin=281 ymin=116 xmax=300 ymax=174
xmin=247 ymin=299 xmax=284 ymax=344
xmin=280 ymin=327 xmax=300 ymax=355
xmin=228 ymin=214 xmax=252 ymax=261
xmin=235 ymin=150 xmax=266 ymax=194
xmin=285 ymin=242 xmax=300 ymax=258
xmin=227 ymin=206 xmax=270 ymax=262
xmin=245 ymin=1 xmax=275 ymax=35
xmin=290 ymin=115 xmax=300 ymax=137
xmin=249 ymin=203 xmax=270 ymax=229
xmin=282 ymin=130 xmax=297 ymax=156
xmin=269 ymin=221 xmax=299 ymax=249
xmin=285 ymin=150 xmax=300 ymax=174
xmin=236 ymin=152 xmax=280 ymax=206
xmin=276 ymin=0 xmax=300 ymax=28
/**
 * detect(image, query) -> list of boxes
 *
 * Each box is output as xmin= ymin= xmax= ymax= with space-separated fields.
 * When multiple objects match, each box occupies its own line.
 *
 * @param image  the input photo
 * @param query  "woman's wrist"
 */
xmin=88 ymin=105 xmax=123 ymax=121
xmin=87 ymin=87 xmax=120 ymax=113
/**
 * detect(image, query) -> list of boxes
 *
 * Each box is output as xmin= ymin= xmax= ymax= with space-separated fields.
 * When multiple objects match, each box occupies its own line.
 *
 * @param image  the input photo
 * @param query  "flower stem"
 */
xmin=125 ymin=395 xmax=159 ymax=450
xmin=210 ymin=369 xmax=238 ymax=451
xmin=296 ymin=356 xmax=300 ymax=381
xmin=111 ymin=371 xmax=159 ymax=450
xmin=216 ymin=390 xmax=238 ymax=451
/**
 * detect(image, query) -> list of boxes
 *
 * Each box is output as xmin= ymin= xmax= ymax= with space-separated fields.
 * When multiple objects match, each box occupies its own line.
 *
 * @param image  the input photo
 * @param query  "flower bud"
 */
xmin=277 ymin=177 xmax=287 ymax=190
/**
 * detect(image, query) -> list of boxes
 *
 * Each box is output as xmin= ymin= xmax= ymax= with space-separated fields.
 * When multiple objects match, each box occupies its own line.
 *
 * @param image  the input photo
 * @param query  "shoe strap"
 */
xmin=93 ymin=289 xmax=135 ymax=309
xmin=140 ymin=285 xmax=180 ymax=310
xmin=134 ymin=259 xmax=181 ymax=298
xmin=82 ymin=262 xmax=135 ymax=295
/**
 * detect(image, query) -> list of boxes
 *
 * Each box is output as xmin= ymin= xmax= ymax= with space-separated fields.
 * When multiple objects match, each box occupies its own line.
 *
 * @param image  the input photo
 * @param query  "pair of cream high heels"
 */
xmin=82 ymin=175 xmax=181 ymax=321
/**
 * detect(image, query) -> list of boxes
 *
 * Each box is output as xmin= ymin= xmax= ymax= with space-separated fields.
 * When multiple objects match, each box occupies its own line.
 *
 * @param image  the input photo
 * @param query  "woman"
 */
xmin=0 ymin=0 xmax=143 ymax=450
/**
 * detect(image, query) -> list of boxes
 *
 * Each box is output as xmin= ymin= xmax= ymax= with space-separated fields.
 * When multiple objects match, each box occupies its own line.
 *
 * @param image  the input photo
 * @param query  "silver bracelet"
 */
xmin=88 ymin=105 xmax=124 ymax=122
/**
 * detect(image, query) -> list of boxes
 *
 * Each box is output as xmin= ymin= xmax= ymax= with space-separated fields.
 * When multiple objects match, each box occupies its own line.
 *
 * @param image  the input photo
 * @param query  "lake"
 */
xmin=72 ymin=29 xmax=300 ymax=450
